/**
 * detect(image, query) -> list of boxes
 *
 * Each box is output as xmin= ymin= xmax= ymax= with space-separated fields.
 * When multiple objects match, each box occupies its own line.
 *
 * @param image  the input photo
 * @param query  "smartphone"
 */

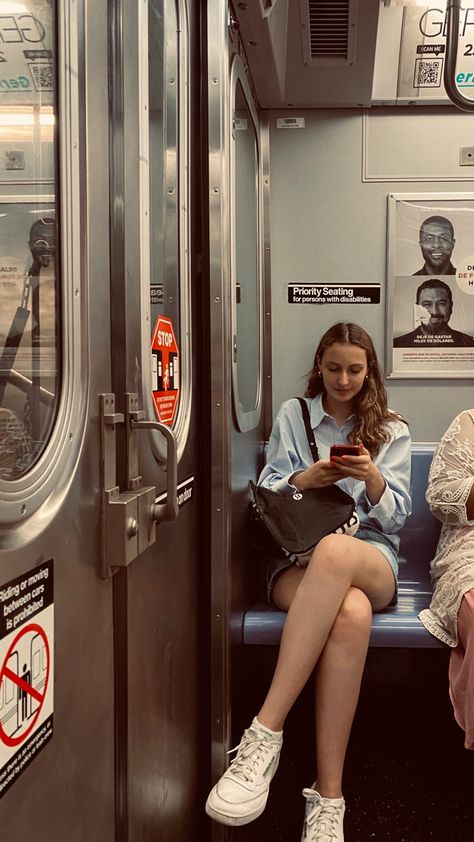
xmin=330 ymin=444 xmax=362 ymax=460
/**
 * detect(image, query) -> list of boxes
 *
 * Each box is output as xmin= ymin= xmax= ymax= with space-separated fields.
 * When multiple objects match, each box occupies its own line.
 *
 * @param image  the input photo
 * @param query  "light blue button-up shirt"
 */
xmin=258 ymin=394 xmax=412 ymax=551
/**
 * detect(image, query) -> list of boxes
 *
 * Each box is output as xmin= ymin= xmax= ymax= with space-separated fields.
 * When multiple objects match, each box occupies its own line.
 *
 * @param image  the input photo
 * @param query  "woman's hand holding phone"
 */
xmin=330 ymin=444 xmax=378 ymax=484
xmin=292 ymin=458 xmax=346 ymax=490
xmin=293 ymin=444 xmax=384 ymax=495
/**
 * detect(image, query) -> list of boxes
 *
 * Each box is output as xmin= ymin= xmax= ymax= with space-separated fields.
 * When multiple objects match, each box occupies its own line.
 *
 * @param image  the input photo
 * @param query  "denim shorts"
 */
xmin=266 ymin=525 xmax=399 ymax=607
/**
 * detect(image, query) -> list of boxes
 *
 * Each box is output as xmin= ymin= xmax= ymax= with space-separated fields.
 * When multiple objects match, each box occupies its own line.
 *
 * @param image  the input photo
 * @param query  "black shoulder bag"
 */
xmin=249 ymin=398 xmax=359 ymax=562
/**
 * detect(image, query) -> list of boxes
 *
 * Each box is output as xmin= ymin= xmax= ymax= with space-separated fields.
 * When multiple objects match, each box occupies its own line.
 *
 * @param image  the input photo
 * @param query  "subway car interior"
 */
xmin=1 ymin=0 xmax=474 ymax=840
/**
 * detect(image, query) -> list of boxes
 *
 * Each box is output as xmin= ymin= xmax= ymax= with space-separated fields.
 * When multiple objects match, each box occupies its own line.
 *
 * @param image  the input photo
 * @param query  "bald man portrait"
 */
xmin=413 ymin=216 xmax=456 ymax=276
xmin=394 ymin=279 xmax=474 ymax=348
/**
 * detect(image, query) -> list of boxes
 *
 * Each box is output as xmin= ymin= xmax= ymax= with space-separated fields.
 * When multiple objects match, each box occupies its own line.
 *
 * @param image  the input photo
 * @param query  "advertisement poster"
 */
xmin=386 ymin=193 xmax=474 ymax=378
xmin=0 ymin=1 xmax=54 ymax=107
xmin=396 ymin=2 xmax=474 ymax=102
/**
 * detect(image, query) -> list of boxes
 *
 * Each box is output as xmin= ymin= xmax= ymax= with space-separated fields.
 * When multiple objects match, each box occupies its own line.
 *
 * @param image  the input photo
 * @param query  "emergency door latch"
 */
xmin=99 ymin=392 xmax=178 ymax=577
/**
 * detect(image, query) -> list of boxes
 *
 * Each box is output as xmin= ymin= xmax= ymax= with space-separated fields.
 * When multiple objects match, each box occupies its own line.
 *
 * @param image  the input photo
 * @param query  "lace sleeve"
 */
xmin=426 ymin=410 xmax=474 ymax=525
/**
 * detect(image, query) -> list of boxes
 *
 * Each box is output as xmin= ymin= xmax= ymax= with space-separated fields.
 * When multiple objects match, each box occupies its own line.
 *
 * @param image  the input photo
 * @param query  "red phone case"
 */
xmin=330 ymin=445 xmax=361 ymax=458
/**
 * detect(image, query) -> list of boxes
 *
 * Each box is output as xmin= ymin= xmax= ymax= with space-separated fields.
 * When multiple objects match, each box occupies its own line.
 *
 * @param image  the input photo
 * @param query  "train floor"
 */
xmin=229 ymin=646 xmax=474 ymax=842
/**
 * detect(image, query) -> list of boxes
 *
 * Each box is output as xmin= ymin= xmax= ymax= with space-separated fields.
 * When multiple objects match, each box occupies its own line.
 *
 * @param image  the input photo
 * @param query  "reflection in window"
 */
xmin=0 ymin=2 xmax=59 ymax=480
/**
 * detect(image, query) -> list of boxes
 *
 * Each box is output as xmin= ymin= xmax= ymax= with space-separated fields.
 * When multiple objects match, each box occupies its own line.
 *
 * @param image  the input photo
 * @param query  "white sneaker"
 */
xmin=301 ymin=786 xmax=345 ymax=841
xmin=205 ymin=717 xmax=283 ymax=826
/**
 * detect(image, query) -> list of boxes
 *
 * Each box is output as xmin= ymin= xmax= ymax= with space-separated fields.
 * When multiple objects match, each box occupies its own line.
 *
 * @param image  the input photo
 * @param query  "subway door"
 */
xmin=0 ymin=2 xmax=116 ymax=841
xmin=108 ymin=1 xmax=205 ymax=840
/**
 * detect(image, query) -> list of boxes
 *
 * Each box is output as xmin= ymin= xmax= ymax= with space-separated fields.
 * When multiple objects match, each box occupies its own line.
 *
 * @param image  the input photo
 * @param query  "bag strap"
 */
xmin=296 ymin=397 xmax=319 ymax=463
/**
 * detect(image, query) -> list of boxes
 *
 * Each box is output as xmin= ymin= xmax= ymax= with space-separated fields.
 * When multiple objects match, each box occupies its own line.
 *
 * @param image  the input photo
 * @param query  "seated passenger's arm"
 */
xmin=258 ymin=402 xmax=308 ymax=494
xmin=426 ymin=410 xmax=474 ymax=525
xmin=363 ymin=420 xmax=412 ymax=534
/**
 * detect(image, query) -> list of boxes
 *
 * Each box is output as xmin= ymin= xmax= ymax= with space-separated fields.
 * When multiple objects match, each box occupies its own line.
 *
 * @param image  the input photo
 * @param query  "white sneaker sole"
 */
xmin=205 ymin=793 xmax=267 ymax=826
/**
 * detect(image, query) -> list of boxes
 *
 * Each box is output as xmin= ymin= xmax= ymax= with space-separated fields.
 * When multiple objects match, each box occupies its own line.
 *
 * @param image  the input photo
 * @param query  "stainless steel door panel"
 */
xmin=1 ymin=533 xmax=115 ymax=841
xmin=0 ymin=1 xmax=115 ymax=838
xmin=127 ymin=500 xmax=202 ymax=840
xmin=112 ymin=1 xmax=205 ymax=839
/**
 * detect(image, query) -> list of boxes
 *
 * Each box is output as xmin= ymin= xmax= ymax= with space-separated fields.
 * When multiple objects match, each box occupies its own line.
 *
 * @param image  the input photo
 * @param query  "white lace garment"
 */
xmin=419 ymin=410 xmax=474 ymax=647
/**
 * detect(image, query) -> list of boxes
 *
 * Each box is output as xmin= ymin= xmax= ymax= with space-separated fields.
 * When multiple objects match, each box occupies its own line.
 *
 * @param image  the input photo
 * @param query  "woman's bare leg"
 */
xmin=449 ymin=588 xmax=474 ymax=749
xmin=257 ymin=534 xmax=394 ymax=731
xmin=313 ymin=587 xmax=372 ymax=797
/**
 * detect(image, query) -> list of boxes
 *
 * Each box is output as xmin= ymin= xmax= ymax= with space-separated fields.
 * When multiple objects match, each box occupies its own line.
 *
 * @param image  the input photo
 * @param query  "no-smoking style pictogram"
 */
xmin=0 ymin=560 xmax=54 ymax=798
xmin=151 ymin=315 xmax=180 ymax=425
xmin=0 ymin=623 xmax=50 ymax=748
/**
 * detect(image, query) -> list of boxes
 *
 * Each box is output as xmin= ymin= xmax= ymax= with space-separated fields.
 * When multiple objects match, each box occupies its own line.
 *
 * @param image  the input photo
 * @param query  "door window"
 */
xmin=145 ymin=0 xmax=190 ymax=458
xmin=230 ymin=57 xmax=262 ymax=431
xmin=0 ymin=2 xmax=84 ymax=528
xmin=0 ymin=3 xmax=58 ymax=480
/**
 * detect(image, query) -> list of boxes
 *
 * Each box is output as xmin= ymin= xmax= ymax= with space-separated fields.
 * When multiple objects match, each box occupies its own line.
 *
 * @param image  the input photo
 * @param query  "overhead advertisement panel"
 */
xmin=0 ymin=2 xmax=54 ymax=106
xmin=374 ymin=2 xmax=474 ymax=104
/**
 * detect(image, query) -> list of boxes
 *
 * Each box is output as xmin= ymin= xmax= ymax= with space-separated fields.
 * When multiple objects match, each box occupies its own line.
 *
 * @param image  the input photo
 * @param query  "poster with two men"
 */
xmin=387 ymin=194 xmax=474 ymax=378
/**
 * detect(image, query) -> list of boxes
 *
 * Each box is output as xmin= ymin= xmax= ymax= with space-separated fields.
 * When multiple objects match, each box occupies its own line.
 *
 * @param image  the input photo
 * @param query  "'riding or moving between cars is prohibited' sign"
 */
xmin=0 ymin=560 xmax=54 ymax=798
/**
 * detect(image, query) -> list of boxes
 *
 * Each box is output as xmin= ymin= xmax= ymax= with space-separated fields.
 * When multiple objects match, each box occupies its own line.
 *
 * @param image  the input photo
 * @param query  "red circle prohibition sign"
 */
xmin=0 ymin=623 xmax=50 ymax=748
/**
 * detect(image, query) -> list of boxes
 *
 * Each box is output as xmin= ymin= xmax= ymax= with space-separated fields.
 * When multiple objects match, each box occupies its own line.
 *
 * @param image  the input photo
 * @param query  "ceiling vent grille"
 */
xmin=300 ymin=0 xmax=358 ymax=66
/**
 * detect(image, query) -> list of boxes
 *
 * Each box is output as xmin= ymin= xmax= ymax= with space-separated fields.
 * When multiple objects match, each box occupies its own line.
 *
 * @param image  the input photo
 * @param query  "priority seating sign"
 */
xmin=151 ymin=315 xmax=180 ymax=425
xmin=0 ymin=560 xmax=54 ymax=798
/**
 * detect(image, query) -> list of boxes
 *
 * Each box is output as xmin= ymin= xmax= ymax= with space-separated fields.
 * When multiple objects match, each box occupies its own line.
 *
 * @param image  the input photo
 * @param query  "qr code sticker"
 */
xmin=413 ymin=57 xmax=443 ymax=88
xmin=28 ymin=63 xmax=54 ymax=92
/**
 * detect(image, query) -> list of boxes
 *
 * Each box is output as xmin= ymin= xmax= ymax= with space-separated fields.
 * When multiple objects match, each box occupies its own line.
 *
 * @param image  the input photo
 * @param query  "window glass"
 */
xmin=232 ymin=75 xmax=260 ymax=421
xmin=230 ymin=59 xmax=262 ymax=432
xmin=0 ymin=1 xmax=59 ymax=480
xmin=149 ymin=0 xmax=181 ymax=429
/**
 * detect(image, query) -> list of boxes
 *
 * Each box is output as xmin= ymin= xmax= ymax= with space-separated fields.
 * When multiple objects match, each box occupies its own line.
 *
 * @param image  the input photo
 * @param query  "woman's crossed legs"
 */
xmin=205 ymin=532 xmax=396 ymax=830
xmin=259 ymin=532 xmax=395 ymax=795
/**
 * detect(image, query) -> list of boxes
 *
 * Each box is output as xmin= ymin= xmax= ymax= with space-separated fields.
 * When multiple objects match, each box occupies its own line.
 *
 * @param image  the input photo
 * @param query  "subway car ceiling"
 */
xmin=234 ymin=0 xmax=472 ymax=109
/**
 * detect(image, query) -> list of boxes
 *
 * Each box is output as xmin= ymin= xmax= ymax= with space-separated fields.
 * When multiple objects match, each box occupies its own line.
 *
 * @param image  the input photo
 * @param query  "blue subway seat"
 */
xmin=242 ymin=445 xmax=445 ymax=648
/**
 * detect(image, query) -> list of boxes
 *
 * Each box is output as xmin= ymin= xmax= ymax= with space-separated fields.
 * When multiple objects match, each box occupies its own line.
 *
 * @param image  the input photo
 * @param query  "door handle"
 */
xmin=100 ymin=393 xmax=179 ymax=577
xmin=131 ymin=419 xmax=178 ymax=524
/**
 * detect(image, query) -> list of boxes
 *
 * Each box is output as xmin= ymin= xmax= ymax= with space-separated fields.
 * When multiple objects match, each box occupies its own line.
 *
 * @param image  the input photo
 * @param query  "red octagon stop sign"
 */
xmin=151 ymin=315 xmax=180 ymax=425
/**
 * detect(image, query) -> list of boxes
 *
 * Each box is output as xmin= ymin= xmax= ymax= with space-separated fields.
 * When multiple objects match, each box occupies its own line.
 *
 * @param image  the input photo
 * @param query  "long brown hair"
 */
xmin=305 ymin=322 xmax=405 ymax=455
